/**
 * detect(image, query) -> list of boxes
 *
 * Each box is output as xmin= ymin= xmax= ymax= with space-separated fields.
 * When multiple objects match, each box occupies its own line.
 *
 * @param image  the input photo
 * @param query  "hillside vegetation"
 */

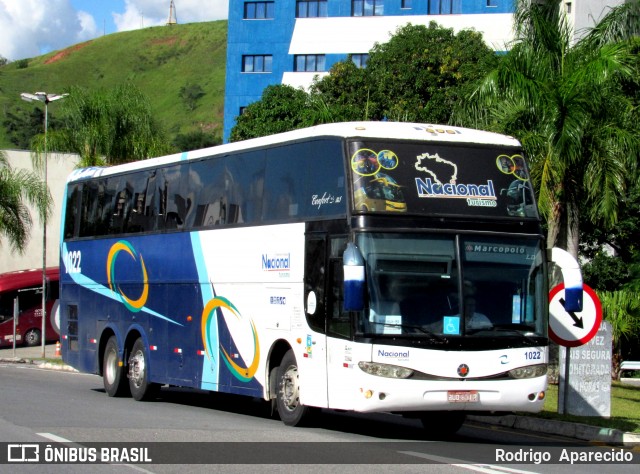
xmin=0 ymin=21 xmax=227 ymax=149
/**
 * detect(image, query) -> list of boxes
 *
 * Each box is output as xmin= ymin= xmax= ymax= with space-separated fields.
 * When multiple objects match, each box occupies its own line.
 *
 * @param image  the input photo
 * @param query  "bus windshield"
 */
xmin=356 ymin=232 xmax=547 ymax=342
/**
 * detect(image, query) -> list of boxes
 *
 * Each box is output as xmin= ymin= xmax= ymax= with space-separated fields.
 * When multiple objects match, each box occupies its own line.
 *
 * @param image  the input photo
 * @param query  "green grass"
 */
xmin=0 ymin=21 xmax=227 ymax=148
xmin=525 ymin=382 xmax=640 ymax=433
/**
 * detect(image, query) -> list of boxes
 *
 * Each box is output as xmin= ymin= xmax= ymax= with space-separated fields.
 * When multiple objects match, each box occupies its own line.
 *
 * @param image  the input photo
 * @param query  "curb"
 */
xmin=468 ymin=414 xmax=640 ymax=447
xmin=0 ymin=357 xmax=78 ymax=372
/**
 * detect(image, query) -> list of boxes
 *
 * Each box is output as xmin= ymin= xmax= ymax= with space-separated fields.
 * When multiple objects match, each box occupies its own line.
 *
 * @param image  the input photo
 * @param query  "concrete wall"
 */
xmin=1 ymin=150 xmax=78 ymax=274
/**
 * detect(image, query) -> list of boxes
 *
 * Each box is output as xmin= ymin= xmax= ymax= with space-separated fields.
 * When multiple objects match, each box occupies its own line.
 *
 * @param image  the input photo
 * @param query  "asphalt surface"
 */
xmin=1 ymin=342 xmax=638 ymax=447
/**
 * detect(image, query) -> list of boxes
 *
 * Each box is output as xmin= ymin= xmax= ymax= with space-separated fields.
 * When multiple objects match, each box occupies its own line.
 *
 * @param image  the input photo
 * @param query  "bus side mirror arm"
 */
xmin=547 ymin=247 xmax=583 ymax=312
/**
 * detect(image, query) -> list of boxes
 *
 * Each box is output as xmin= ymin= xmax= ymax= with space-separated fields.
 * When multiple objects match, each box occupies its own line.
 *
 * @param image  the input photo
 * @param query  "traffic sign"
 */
xmin=549 ymin=283 xmax=602 ymax=347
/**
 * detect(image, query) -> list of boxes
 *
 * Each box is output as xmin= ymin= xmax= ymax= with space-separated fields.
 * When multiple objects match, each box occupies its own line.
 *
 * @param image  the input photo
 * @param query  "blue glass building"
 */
xmin=223 ymin=1 xmax=518 ymax=142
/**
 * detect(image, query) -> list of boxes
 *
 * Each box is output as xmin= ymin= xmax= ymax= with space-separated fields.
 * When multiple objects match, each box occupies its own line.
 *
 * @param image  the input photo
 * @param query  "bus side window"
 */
xmin=327 ymin=258 xmax=350 ymax=339
xmin=304 ymin=237 xmax=326 ymax=334
xmin=64 ymin=184 xmax=81 ymax=239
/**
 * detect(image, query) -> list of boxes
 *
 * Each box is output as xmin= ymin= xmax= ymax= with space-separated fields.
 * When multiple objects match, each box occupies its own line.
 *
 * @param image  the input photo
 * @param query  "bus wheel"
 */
xmin=128 ymin=338 xmax=158 ymax=401
xmin=420 ymin=412 xmax=466 ymax=437
xmin=24 ymin=329 xmax=41 ymax=347
xmin=103 ymin=336 xmax=129 ymax=397
xmin=276 ymin=349 xmax=310 ymax=426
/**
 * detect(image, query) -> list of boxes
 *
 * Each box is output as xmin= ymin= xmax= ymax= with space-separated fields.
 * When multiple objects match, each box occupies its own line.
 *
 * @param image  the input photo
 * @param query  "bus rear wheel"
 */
xmin=128 ymin=337 xmax=158 ymax=401
xmin=276 ymin=349 xmax=310 ymax=426
xmin=103 ymin=336 xmax=129 ymax=397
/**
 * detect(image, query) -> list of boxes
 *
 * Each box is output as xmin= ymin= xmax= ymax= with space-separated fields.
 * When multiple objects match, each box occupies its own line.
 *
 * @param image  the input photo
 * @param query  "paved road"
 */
xmin=1 ymin=363 xmax=637 ymax=473
xmin=1 ymin=342 xmax=638 ymax=447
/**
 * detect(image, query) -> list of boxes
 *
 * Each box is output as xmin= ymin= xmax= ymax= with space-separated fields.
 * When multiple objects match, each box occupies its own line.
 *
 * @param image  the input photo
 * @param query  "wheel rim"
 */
xmin=105 ymin=349 xmax=118 ymax=385
xmin=129 ymin=350 xmax=145 ymax=388
xmin=25 ymin=330 xmax=38 ymax=345
xmin=281 ymin=364 xmax=300 ymax=412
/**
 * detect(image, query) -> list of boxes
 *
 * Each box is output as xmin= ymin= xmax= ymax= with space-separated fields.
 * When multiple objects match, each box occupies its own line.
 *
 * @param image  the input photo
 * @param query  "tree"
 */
xmin=179 ymin=83 xmax=206 ymax=111
xmin=0 ymin=150 xmax=51 ymax=253
xmin=364 ymin=23 xmax=499 ymax=123
xmin=31 ymin=83 xmax=172 ymax=167
xmin=455 ymin=0 xmax=640 ymax=259
xmin=230 ymin=85 xmax=314 ymax=141
xmin=172 ymin=129 xmax=221 ymax=151
xmin=598 ymin=289 xmax=640 ymax=380
xmin=310 ymin=58 xmax=372 ymax=121
xmin=231 ymin=22 xmax=499 ymax=139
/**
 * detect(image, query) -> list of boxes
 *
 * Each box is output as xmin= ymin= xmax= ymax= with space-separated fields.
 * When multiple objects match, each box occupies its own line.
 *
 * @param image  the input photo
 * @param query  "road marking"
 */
xmin=37 ymin=432 xmax=73 ymax=443
xmin=398 ymin=451 xmax=540 ymax=474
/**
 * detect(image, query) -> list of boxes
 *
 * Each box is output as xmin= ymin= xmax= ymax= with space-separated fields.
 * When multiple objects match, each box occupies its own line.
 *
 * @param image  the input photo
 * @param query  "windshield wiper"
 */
xmin=466 ymin=325 xmax=539 ymax=343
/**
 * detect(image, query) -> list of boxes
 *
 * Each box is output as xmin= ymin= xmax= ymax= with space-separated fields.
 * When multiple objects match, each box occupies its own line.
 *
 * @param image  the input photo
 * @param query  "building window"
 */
xmin=351 ymin=54 xmax=369 ymax=68
xmin=565 ymin=2 xmax=572 ymax=14
xmin=244 ymin=2 xmax=275 ymax=19
xmin=296 ymin=0 xmax=328 ymax=18
xmin=352 ymin=0 xmax=384 ymax=17
xmin=401 ymin=0 xmax=412 ymax=9
xmin=242 ymin=55 xmax=273 ymax=73
xmin=428 ymin=0 xmax=453 ymax=14
xmin=486 ymin=0 xmax=498 ymax=7
xmin=294 ymin=54 xmax=326 ymax=72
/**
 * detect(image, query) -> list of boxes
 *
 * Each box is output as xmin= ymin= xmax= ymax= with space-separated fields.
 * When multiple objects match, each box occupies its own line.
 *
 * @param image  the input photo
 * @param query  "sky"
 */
xmin=0 ymin=0 xmax=229 ymax=61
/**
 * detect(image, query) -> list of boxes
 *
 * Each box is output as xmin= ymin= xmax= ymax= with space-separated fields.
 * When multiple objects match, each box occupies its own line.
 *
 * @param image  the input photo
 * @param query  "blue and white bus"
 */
xmin=59 ymin=122 xmax=582 ymax=433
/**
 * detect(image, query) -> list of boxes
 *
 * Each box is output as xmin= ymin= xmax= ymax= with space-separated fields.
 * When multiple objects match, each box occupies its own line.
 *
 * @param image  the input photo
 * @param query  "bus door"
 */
xmin=325 ymin=252 xmax=360 ymax=410
xmin=306 ymin=234 xmax=355 ymax=410
xmin=302 ymin=236 xmax=329 ymax=408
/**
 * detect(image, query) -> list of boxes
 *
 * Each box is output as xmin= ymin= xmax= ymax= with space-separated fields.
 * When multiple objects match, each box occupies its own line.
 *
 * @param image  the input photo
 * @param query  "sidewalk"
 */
xmin=1 ymin=343 xmax=638 ymax=447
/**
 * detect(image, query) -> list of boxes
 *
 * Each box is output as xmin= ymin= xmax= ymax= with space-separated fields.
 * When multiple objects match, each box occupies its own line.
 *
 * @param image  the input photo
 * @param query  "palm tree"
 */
xmin=597 ymin=289 xmax=640 ymax=380
xmin=0 ymin=150 xmax=51 ymax=253
xmin=456 ymin=0 xmax=640 ymax=258
xmin=31 ymin=83 xmax=173 ymax=168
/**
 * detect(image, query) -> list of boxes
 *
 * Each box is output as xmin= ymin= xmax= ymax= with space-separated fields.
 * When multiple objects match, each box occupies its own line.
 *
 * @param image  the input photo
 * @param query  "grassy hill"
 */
xmin=0 ymin=21 xmax=227 ymax=149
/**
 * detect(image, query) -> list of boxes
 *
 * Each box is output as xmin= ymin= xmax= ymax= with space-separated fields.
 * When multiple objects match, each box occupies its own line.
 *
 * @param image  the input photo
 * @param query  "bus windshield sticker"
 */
xmin=348 ymin=142 xmax=538 ymax=219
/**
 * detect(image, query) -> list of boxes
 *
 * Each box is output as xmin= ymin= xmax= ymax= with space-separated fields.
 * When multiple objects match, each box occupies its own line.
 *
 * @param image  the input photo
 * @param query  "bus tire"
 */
xmin=128 ymin=337 xmax=158 ymax=401
xmin=103 ymin=336 xmax=129 ymax=397
xmin=276 ymin=349 xmax=310 ymax=426
xmin=24 ymin=328 xmax=41 ymax=347
xmin=420 ymin=412 xmax=466 ymax=436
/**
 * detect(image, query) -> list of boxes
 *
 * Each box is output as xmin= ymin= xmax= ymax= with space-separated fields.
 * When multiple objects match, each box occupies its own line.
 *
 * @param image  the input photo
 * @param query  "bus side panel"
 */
xmin=61 ymin=222 xmax=328 ymax=403
xmin=194 ymin=223 xmax=327 ymax=403
xmin=60 ymin=233 xmax=204 ymax=385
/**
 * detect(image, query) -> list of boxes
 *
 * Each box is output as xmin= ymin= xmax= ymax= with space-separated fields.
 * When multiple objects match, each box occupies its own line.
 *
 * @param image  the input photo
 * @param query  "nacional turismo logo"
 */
xmin=413 ymin=152 xmax=497 ymax=207
xmin=262 ymin=253 xmax=291 ymax=273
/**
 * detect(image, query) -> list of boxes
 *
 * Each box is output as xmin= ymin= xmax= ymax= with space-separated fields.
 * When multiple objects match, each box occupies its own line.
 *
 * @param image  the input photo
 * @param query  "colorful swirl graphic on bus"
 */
xmin=201 ymin=296 xmax=260 ymax=382
xmin=106 ymin=240 xmax=149 ymax=313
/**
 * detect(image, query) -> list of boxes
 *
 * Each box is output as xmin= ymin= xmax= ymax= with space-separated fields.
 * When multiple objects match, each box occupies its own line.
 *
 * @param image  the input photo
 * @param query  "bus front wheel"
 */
xmin=128 ymin=338 xmax=158 ymax=401
xmin=103 ymin=336 xmax=129 ymax=397
xmin=24 ymin=329 xmax=41 ymax=347
xmin=276 ymin=349 xmax=310 ymax=426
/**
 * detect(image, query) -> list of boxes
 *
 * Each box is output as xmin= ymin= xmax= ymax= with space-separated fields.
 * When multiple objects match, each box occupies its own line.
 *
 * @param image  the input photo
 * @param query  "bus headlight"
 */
xmin=509 ymin=364 xmax=547 ymax=379
xmin=358 ymin=361 xmax=413 ymax=379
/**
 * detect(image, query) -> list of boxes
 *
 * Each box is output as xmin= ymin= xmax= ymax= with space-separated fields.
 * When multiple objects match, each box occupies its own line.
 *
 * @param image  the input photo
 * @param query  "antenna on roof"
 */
xmin=166 ymin=0 xmax=177 ymax=26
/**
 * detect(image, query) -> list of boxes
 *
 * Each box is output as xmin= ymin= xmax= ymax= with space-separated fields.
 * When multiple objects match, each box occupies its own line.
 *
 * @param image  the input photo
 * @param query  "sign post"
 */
xmin=549 ymin=283 xmax=607 ymax=416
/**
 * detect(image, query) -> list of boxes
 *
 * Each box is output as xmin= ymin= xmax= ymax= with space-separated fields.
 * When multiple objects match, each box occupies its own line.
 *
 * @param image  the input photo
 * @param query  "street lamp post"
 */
xmin=20 ymin=91 xmax=68 ymax=358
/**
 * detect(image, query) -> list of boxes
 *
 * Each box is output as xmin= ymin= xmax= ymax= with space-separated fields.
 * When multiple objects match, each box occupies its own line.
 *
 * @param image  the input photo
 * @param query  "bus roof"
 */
xmin=66 ymin=121 xmax=522 ymax=183
xmin=0 ymin=268 xmax=59 ymax=293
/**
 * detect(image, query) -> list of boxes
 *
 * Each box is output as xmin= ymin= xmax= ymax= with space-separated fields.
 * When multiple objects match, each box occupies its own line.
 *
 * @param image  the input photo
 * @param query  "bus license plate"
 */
xmin=447 ymin=391 xmax=479 ymax=403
